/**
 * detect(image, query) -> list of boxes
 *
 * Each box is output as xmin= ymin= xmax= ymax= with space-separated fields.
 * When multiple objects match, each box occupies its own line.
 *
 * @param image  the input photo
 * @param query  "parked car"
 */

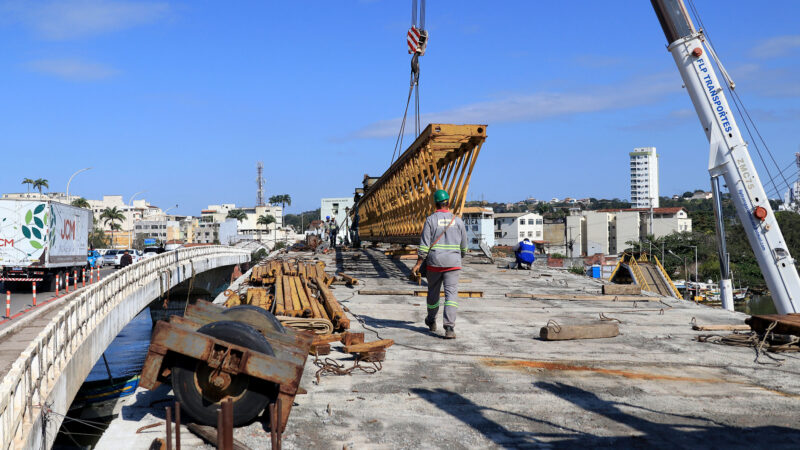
xmin=103 ymin=249 xmax=121 ymax=267
xmin=141 ymin=247 xmax=161 ymax=260
xmin=87 ymin=250 xmax=104 ymax=269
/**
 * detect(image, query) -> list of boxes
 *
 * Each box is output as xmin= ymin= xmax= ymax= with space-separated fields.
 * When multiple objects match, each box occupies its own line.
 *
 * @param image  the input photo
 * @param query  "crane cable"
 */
xmin=390 ymin=54 xmax=421 ymax=165
xmin=391 ymin=0 xmax=426 ymax=165
xmin=686 ymin=0 xmax=794 ymax=200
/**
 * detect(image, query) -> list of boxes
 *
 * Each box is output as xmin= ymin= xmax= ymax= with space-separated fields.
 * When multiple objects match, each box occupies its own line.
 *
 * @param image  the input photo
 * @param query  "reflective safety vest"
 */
xmin=516 ymin=241 xmax=536 ymax=264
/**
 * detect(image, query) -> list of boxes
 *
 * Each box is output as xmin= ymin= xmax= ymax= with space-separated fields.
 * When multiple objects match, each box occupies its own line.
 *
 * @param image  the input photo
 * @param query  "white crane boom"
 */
xmin=651 ymin=0 xmax=800 ymax=314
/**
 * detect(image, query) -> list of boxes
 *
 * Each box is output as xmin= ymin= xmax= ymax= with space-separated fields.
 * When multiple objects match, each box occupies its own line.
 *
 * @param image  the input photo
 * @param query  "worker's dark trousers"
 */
xmin=426 ymin=269 xmax=459 ymax=328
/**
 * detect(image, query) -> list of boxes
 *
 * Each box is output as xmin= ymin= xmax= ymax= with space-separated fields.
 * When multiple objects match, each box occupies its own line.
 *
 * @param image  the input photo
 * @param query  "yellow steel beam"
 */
xmin=357 ymin=124 xmax=487 ymax=244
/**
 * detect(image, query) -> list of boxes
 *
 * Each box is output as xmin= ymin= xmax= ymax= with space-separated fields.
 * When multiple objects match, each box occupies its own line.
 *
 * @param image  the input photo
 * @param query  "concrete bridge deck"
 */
xmin=0 ymin=246 xmax=249 ymax=449
xmin=251 ymin=248 xmax=800 ymax=449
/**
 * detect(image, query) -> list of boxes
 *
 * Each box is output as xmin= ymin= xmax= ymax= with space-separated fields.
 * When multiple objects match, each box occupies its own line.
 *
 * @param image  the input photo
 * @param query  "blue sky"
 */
xmin=0 ymin=0 xmax=798 ymax=215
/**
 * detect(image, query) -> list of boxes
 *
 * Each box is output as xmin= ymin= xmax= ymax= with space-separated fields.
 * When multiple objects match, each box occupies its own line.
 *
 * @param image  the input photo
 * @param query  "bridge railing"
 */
xmin=0 ymin=246 xmax=249 ymax=449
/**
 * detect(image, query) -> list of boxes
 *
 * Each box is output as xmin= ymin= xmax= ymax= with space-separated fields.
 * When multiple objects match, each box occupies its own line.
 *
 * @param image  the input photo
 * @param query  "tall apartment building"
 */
xmin=630 ymin=147 xmax=659 ymax=209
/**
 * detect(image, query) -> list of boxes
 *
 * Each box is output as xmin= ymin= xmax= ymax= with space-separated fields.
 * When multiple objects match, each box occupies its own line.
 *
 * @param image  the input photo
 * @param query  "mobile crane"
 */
xmin=651 ymin=0 xmax=800 ymax=314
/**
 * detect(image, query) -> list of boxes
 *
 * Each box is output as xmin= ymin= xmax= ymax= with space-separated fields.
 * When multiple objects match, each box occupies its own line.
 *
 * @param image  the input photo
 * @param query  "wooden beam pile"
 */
xmin=356 ymin=123 xmax=487 ymax=244
xmin=229 ymin=258 xmax=350 ymax=332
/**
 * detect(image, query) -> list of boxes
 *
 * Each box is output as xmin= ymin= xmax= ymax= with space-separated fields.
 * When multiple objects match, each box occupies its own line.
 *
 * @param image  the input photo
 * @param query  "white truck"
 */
xmin=0 ymin=199 xmax=92 ymax=291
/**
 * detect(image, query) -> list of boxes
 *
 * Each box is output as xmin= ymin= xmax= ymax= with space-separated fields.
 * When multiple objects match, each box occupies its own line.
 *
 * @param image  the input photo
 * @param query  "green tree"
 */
xmin=226 ymin=209 xmax=248 ymax=222
xmin=100 ymin=207 xmax=125 ymax=247
xmin=21 ymin=178 xmax=34 ymax=193
xmin=33 ymin=178 xmax=49 ymax=194
xmin=256 ymin=214 xmax=276 ymax=239
xmin=71 ymin=197 xmax=91 ymax=208
xmin=269 ymin=194 xmax=292 ymax=226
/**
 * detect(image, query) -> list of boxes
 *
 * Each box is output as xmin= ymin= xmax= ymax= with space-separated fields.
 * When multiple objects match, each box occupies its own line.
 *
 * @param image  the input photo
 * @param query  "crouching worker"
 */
xmin=514 ymin=238 xmax=536 ymax=270
xmin=411 ymin=189 xmax=468 ymax=339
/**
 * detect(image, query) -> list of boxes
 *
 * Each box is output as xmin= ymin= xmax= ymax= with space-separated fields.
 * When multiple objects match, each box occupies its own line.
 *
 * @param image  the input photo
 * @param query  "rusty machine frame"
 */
xmin=140 ymin=300 xmax=313 ymax=431
xmin=356 ymin=123 xmax=487 ymax=244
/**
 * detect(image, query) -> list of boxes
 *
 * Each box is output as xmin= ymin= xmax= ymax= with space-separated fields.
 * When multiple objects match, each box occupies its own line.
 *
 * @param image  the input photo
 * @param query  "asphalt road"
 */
xmin=0 ymin=266 xmax=117 ymax=327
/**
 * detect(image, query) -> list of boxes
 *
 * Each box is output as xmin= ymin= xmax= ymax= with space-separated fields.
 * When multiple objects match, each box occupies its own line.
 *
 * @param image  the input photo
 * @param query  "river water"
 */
xmin=735 ymin=295 xmax=777 ymax=315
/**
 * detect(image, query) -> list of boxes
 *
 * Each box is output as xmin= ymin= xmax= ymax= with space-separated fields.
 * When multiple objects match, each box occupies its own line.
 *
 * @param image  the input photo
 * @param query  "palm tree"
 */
xmin=33 ymin=178 xmax=49 ymax=194
xmin=269 ymin=194 xmax=291 ymax=227
xmin=21 ymin=178 xmax=34 ymax=193
xmin=226 ymin=209 xmax=248 ymax=222
xmin=71 ymin=197 xmax=90 ymax=209
xmin=100 ymin=206 xmax=126 ymax=247
xmin=256 ymin=214 xmax=275 ymax=239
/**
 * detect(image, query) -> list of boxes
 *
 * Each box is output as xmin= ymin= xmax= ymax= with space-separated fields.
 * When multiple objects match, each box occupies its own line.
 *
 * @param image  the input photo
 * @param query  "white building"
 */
xmin=321 ymin=198 xmax=354 ymax=227
xmin=494 ymin=212 xmax=544 ymax=247
xmin=201 ymin=203 xmax=283 ymax=242
xmin=577 ymin=207 xmax=692 ymax=256
xmin=321 ymin=197 xmax=355 ymax=242
xmin=630 ymin=147 xmax=659 ymax=209
xmin=133 ymin=220 xmax=181 ymax=244
xmin=88 ymin=195 xmax=164 ymax=232
xmin=462 ymin=207 xmax=494 ymax=250
xmin=193 ymin=219 xmax=239 ymax=245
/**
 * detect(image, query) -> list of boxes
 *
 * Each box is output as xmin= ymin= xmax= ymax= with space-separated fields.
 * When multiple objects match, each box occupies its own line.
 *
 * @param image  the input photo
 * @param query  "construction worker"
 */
xmin=411 ymin=189 xmax=468 ymax=339
xmin=514 ymin=238 xmax=536 ymax=270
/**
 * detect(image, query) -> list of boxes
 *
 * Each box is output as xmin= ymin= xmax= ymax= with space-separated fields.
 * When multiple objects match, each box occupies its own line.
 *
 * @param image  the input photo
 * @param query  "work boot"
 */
xmin=444 ymin=326 xmax=456 ymax=339
xmin=425 ymin=317 xmax=437 ymax=332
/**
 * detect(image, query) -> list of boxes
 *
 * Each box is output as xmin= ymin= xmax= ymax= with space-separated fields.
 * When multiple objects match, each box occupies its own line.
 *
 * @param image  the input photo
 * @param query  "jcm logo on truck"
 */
xmin=60 ymin=219 xmax=76 ymax=240
xmin=0 ymin=239 xmax=14 ymax=247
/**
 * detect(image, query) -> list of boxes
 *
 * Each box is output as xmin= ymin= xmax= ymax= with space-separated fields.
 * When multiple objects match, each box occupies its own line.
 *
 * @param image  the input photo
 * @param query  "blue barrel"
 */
xmin=590 ymin=265 xmax=601 ymax=278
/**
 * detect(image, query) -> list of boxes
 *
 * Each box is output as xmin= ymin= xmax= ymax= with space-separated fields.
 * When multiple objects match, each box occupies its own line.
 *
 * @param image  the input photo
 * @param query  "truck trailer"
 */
xmin=0 ymin=199 xmax=92 ymax=291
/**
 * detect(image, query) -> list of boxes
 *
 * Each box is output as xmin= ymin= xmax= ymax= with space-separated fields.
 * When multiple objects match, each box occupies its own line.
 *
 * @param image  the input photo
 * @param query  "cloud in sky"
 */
xmin=750 ymin=35 xmax=800 ymax=59
xmin=26 ymin=58 xmax=118 ymax=80
xmin=349 ymin=72 xmax=680 ymax=139
xmin=2 ymin=0 xmax=169 ymax=40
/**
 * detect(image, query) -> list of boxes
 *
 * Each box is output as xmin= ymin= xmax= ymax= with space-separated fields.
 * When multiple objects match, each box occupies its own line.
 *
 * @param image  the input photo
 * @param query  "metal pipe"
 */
xmin=166 ymin=406 xmax=173 ymax=450
xmin=175 ymin=402 xmax=181 ymax=450
xmin=711 ymin=176 xmax=734 ymax=310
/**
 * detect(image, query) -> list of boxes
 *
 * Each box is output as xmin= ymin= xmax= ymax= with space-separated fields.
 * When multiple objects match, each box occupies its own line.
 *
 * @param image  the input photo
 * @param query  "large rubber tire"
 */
xmin=172 ymin=320 xmax=277 ymax=427
xmin=222 ymin=305 xmax=285 ymax=335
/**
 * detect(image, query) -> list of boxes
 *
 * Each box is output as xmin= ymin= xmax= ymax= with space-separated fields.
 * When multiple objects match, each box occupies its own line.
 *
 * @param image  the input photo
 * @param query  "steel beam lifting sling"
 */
xmin=357 ymin=123 xmax=487 ymax=244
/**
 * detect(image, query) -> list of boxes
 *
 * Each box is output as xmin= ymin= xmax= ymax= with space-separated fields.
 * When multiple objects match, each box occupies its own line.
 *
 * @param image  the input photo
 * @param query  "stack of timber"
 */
xmin=356 ymin=123 xmax=487 ymax=244
xmin=227 ymin=258 xmax=350 ymax=334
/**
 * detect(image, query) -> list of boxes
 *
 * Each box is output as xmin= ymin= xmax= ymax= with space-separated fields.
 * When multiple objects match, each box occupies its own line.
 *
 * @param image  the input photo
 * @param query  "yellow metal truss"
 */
xmin=357 ymin=123 xmax=487 ymax=244
xmin=652 ymin=254 xmax=683 ymax=298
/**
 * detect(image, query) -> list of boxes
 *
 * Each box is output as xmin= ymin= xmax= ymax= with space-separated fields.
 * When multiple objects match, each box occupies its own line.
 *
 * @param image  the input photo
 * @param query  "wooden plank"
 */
xmin=413 ymin=290 xmax=483 ymax=298
xmin=692 ymin=324 xmax=750 ymax=331
xmin=343 ymin=339 xmax=395 ymax=353
xmin=506 ymin=293 xmax=657 ymax=302
xmin=358 ymin=290 xmax=415 ymax=296
xmin=540 ymin=323 xmax=619 ymax=341
xmin=602 ymin=284 xmax=642 ymax=295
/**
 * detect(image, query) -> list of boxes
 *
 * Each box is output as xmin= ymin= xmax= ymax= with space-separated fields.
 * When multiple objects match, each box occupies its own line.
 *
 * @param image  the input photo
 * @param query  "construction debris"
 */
xmin=232 ymin=258 xmax=349 ymax=333
xmin=602 ymin=284 xmax=642 ymax=295
xmin=540 ymin=321 xmax=620 ymax=341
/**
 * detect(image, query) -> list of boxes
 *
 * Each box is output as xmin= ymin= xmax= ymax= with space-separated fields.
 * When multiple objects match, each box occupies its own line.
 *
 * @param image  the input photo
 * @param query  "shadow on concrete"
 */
xmin=410 ymin=387 xmax=579 ymax=448
xmin=358 ymin=314 xmax=432 ymax=336
xmin=533 ymin=381 xmax=800 ymax=448
xmin=410 ymin=383 xmax=800 ymax=448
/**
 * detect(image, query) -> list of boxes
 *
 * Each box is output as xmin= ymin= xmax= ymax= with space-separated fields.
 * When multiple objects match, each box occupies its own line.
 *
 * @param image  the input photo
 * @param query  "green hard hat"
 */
xmin=434 ymin=189 xmax=450 ymax=203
